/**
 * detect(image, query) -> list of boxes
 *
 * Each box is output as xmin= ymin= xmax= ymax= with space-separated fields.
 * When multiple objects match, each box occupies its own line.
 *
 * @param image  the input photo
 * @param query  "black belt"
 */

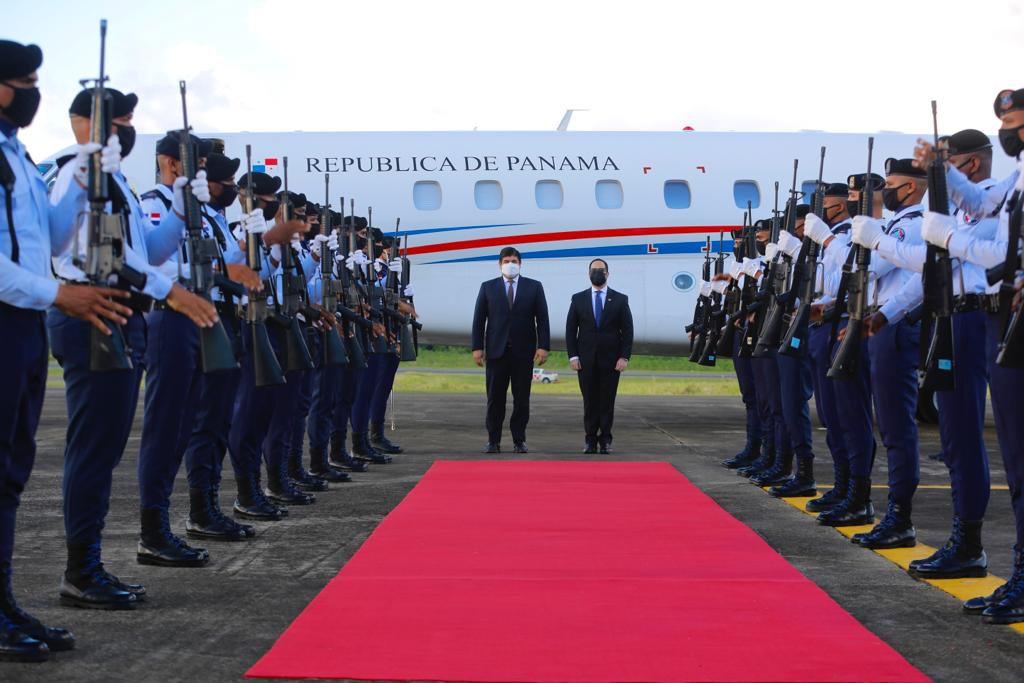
xmin=953 ymin=294 xmax=983 ymax=313
xmin=980 ymin=293 xmax=1001 ymax=314
xmin=215 ymin=300 xmax=237 ymax=320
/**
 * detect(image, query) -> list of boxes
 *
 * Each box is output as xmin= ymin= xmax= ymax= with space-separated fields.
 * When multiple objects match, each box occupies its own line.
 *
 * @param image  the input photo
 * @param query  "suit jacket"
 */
xmin=565 ymin=287 xmax=634 ymax=370
xmin=472 ymin=276 xmax=551 ymax=360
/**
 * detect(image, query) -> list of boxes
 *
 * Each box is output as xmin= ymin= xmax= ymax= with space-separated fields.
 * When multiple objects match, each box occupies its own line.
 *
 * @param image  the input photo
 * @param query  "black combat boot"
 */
xmin=137 ymin=507 xmax=210 ymax=567
xmin=370 ymin=423 xmax=403 ymax=454
xmin=310 ymin=446 xmax=352 ymax=483
xmin=288 ymin=451 xmax=329 ymax=491
xmin=352 ymin=432 xmax=392 ymax=464
xmin=0 ymin=613 xmax=49 ymax=663
xmin=750 ymin=447 xmax=793 ymax=487
xmin=737 ymin=441 xmax=775 ymax=479
xmin=981 ymin=547 xmax=1024 ymax=624
xmin=851 ymin=499 xmax=916 ymax=549
xmin=722 ymin=438 xmax=761 ymax=469
xmin=330 ymin=432 xmax=369 ymax=472
xmin=769 ymin=457 xmax=816 ymax=497
xmin=233 ymin=473 xmax=287 ymax=521
xmin=186 ymin=487 xmax=253 ymax=541
xmin=266 ymin=461 xmax=316 ymax=505
xmin=817 ymin=476 xmax=874 ymax=527
xmin=59 ymin=543 xmax=137 ymax=610
xmin=0 ymin=562 xmax=74 ymax=652
xmin=806 ymin=460 xmax=849 ymax=513
xmin=910 ymin=518 xmax=987 ymax=579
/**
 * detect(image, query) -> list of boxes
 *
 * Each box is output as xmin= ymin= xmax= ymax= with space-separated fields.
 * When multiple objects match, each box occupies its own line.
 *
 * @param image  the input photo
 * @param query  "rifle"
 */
xmin=996 ymin=190 xmax=1024 ymax=367
xmin=754 ymin=163 xmax=799 ymax=356
xmin=386 ymin=219 xmax=418 ymax=361
xmin=714 ymin=215 xmax=747 ymax=358
xmin=780 ymin=146 xmax=827 ymax=356
xmin=365 ymin=207 xmax=391 ymax=354
xmin=919 ymin=100 xmax=956 ymax=390
xmin=340 ymin=198 xmax=371 ymax=368
xmin=828 ymin=136 xmax=875 ymax=380
xmin=318 ymin=176 xmax=349 ymax=367
xmin=243 ymin=145 xmax=285 ymax=386
xmin=75 ymin=19 xmax=147 ymax=372
xmin=738 ymin=201 xmax=760 ymax=357
xmin=177 ymin=80 xmax=238 ymax=374
xmin=698 ymin=231 xmax=727 ymax=366
xmin=687 ymin=236 xmax=713 ymax=362
xmin=400 ymin=232 xmax=422 ymax=356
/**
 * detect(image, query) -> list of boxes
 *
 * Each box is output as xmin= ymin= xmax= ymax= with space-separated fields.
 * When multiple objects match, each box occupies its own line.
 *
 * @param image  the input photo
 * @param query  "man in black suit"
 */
xmin=472 ymin=247 xmax=551 ymax=454
xmin=566 ymin=259 xmax=633 ymax=454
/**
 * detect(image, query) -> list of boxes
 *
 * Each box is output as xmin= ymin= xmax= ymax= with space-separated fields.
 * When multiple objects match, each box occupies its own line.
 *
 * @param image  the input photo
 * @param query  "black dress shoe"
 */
xmin=234 ymin=474 xmax=288 ymax=521
xmin=288 ymin=451 xmax=330 ymax=491
xmin=484 ymin=442 xmax=501 ymax=454
xmin=851 ymin=501 xmax=916 ymax=549
xmin=909 ymin=518 xmax=987 ymax=579
xmin=371 ymin=423 xmax=404 ymax=454
xmin=982 ymin=549 xmax=1024 ymax=624
xmin=60 ymin=544 xmax=137 ymax=610
xmin=583 ymin=443 xmax=597 ymax=454
xmin=0 ymin=616 xmax=49 ymax=663
xmin=353 ymin=433 xmax=393 ymax=464
xmin=266 ymin=464 xmax=317 ymax=506
xmin=0 ymin=563 xmax=75 ymax=651
xmin=722 ymin=445 xmax=760 ymax=469
xmin=817 ymin=476 xmax=874 ymax=527
xmin=100 ymin=569 xmax=148 ymax=602
xmin=330 ymin=434 xmax=370 ymax=472
xmin=513 ymin=442 xmax=528 ymax=454
xmin=137 ymin=508 xmax=210 ymax=568
xmin=599 ymin=443 xmax=612 ymax=455
xmin=187 ymin=488 xmax=254 ymax=542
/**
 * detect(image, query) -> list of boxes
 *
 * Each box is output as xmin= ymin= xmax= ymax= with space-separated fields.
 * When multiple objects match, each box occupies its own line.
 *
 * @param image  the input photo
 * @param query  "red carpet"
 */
xmin=247 ymin=461 xmax=928 ymax=682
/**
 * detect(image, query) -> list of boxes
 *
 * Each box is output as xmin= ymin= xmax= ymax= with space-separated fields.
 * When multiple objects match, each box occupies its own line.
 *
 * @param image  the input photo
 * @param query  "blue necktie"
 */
xmin=595 ymin=290 xmax=604 ymax=327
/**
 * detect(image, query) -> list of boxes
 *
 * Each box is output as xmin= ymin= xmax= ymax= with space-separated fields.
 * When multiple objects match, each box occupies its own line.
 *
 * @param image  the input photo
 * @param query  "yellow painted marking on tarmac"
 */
xmin=815 ymin=484 xmax=1012 ymax=492
xmin=767 ymin=486 xmax=1022 ymax=635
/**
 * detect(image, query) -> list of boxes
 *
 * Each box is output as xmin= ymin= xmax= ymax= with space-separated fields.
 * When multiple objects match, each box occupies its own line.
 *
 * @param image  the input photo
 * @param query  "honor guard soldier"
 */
xmin=51 ymin=87 xmax=217 ymax=609
xmin=368 ymin=236 xmax=405 ymax=456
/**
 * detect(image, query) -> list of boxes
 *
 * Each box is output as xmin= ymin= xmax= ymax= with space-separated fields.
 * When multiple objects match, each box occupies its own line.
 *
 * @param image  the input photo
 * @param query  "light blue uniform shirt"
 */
xmin=946 ymin=166 xmax=1022 ymax=283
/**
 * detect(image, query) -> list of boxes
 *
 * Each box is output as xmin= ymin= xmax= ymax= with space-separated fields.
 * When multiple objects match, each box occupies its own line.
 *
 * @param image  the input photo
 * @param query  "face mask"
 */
xmin=846 ymin=199 xmax=861 ymax=217
xmin=0 ymin=84 xmax=40 ymax=129
xmin=954 ymin=157 xmax=975 ymax=175
xmin=501 ymin=262 xmax=520 ymax=278
xmin=823 ymin=204 xmax=843 ymax=225
xmin=590 ymin=269 xmax=607 ymax=287
xmin=261 ymin=200 xmax=280 ymax=221
xmin=212 ymin=185 xmax=238 ymax=210
xmin=882 ymin=183 xmax=909 ymax=212
xmin=114 ymin=123 xmax=136 ymax=158
xmin=756 ymin=240 xmax=767 ymax=256
xmin=998 ymin=125 xmax=1024 ymax=159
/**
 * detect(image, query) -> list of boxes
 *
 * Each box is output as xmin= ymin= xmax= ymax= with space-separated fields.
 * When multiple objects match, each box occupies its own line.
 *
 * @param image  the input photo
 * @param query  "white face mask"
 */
xmin=501 ymin=262 xmax=520 ymax=278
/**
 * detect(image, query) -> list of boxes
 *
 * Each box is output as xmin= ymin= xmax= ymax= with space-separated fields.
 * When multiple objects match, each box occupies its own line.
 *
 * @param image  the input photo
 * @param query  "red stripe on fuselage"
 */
xmin=404 ymin=225 xmax=738 ymax=256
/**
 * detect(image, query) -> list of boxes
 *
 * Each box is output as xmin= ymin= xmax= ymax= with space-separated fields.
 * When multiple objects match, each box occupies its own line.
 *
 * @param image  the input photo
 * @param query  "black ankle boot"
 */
xmin=137 ymin=507 xmax=210 ymax=567
xmin=329 ymin=433 xmax=369 ymax=472
xmin=817 ymin=476 xmax=874 ymax=527
xmin=910 ymin=518 xmax=987 ymax=579
xmin=750 ymin=448 xmax=793 ymax=487
xmin=353 ymin=432 xmax=392 ymax=464
xmin=370 ymin=423 xmax=403 ymax=454
xmin=266 ymin=462 xmax=316 ymax=505
xmin=722 ymin=439 xmax=761 ymax=469
xmin=738 ymin=441 xmax=775 ymax=479
xmin=769 ymin=457 xmax=816 ymax=497
xmin=288 ymin=451 xmax=330 ymax=491
xmin=851 ymin=499 xmax=916 ymax=549
xmin=0 ymin=563 xmax=74 ymax=652
xmin=310 ymin=446 xmax=352 ymax=482
xmin=186 ymin=487 xmax=254 ymax=541
xmin=59 ymin=543 xmax=137 ymax=610
xmin=233 ymin=473 xmax=287 ymax=521
xmin=806 ymin=461 xmax=849 ymax=513
xmin=0 ymin=613 xmax=49 ymax=663
xmin=982 ymin=547 xmax=1024 ymax=624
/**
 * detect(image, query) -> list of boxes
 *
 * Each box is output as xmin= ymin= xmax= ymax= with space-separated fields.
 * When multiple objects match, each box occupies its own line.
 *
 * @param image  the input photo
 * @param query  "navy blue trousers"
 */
xmin=732 ymin=332 xmax=761 ymax=456
xmin=137 ymin=310 xmax=201 ymax=510
xmin=49 ymin=311 xmax=146 ymax=546
xmin=808 ymin=323 xmax=847 ymax=472
xmin=868 ymin=318 xmax=921 ymax=504
xmin=228 ymin=322 xmax=279 ymax=480
xmin=286 ymin=331 xmax=321 ymax=455
xmin=263 ymin=369 xmax=300 ymax=473
xmin=752 ymin=356 xmax=791 ymax=457
xmin=184 ymin=315 xmax=243 ymax=490
xmin=777 ymin=352 xmax=814 ymax=462
xmin=309 ymin=360 xmax=341 ymax=451
xmin=986 ymin=313 xmax=1024 ymax=545
xmin=829 ymin=319 xmax=876 ymax=479
xmin=936 ymin=310 xmax=990 ymax=522
xmin=332 ymin=364 xmax=362 ymax=442
xmin=0 ymin=305 xmax=47 ymax=564
xmin=350 ymin=353 xmax=386 ymax=434
xmin=369 ymin=353 xmax=400 ymax=427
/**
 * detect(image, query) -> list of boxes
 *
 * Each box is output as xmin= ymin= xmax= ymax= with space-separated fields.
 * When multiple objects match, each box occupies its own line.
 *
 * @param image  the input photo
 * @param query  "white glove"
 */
xmin=70 ymin=142 xmax=101 ymax=187
xmin=778 ymin=231 xmax=803 ymax=259
xmin=171 ymin=169 xmax=211 ymax=215
xmin=345 ymin=252 xmax=361 ymax=272
xmin=699 ymin=281 xmax=712 ymax=297
xmin=851 ymin=216 xmax=885 ymax=249
xmin=290 ymin=236 xmax=303 ymax=252
xmin=232 ymin=223 xmax=246 ymax=242
xmin=310 ymin=233 xmax=330 ymax=256
xmin=327 ymin=231 xmax=339 ymax=252
xmin=99 ymin=134 xmax=121 ymax=175
xmin=728 ymin=261 xmax=743 ymax=279
xmin=804 ymin=213 xmax=833 ymax=246
xmin=921 ymin=212 xmax=956 ymax=249
xmin=764 ymin=242 xmax=779 ymax=261
xmin=402 ymin=285 xmax=415 ymax=298
xmin=269 ymin=244 xmax=282 ymax=262
xmin=389 ymin=258 xmax=402 ymax=273
xmin=352 ymin=249 xmax=368 ymax=266
xmin=374 ymin=260 xmax=384 ymax=274
xmin=742 ymin=258 xmax=761 ymax=277
xmin=241 ymin=210 xmax=268 ymax=235
xmin=711 ymin=280 xmax=728 ymax=294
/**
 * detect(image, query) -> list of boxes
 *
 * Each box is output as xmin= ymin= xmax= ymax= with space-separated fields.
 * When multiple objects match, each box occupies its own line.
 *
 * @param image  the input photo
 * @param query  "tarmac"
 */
xmin=4 ymin=387 xmax=1023 ymax=682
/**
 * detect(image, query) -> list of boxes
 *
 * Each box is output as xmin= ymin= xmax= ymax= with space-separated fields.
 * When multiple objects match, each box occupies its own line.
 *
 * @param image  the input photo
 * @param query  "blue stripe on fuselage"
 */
xmin=424 ymin=240 xmax=734 ymax=264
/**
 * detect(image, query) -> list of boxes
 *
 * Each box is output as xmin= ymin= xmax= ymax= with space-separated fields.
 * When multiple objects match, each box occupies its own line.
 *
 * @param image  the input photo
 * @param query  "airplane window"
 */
xmin=733 ymin=180 xmax=760 ymax=209
xmin=664 ymin=180 xmax=692 ymax=209
xmin=474 ymin=180 xmax=503 ymax=210
xmin=413 ymin=181 xmax=442 ymax=211
xmin=535 ymin=180 xmax=563 ymax=210
xmin=595 ymin=180 xmax=623 ymax=209
xmin=800 ymin=180 xmax=818 ymax=205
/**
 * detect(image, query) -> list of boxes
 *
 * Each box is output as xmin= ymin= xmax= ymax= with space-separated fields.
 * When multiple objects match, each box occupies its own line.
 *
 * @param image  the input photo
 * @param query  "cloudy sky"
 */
xmin=7 ymin=0 xmax=1023 ymax=156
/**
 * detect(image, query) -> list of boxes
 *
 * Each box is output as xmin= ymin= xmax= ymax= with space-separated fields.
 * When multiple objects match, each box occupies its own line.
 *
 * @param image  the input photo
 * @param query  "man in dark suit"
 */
xmin=566 ymin=259 xmax=633 ymax=454
xmin=472 ymin=247 xmax=551 ymax=454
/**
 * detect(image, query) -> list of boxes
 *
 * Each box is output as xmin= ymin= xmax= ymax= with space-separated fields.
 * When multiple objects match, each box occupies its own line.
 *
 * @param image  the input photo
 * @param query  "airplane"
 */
xmin=38 ymin=126 xmax=1013 ymax=356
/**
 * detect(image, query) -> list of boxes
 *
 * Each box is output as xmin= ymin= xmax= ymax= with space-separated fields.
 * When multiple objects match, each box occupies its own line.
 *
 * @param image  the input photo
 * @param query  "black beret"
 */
xmin=884 ymin=157 xmax=927 ymax=178
xmin=823 ymin=182 xmax=849 ymax=197
xmin=238 ymin=171 xmax=281 ymax=196
xmin=0 ymin=40 xmax=42 ymax=80
xmin=370 ymin=228 xmax=385 ymax=243
xmin=994 ymin=88 xmax=1024 ymax=118
xmin=329 ymin=211 xmax=343 ymax=229
xmin=343 ymin=215 xmax=368 ymax=230
xmin=204 ymin=153 xmax=240 ymax=183
xmin=292 ymin=193 xmax=307 ymax=208
xmin=794 ymin=204 xmax=812 ymax=219
xmin=68 ymin=87 xmax=138 ymax=119
xmin=946 ymin=129 xmax=992 ymax=156
xmin=305 ymin=201 xmax=319 ymax=215
xmin=847 ymin=173 xmax=885 ymax=191
xmin=753 ymin=218 xmax=770 ymax=231
xmin=156 ymin=131 xmax=213 ymax=159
